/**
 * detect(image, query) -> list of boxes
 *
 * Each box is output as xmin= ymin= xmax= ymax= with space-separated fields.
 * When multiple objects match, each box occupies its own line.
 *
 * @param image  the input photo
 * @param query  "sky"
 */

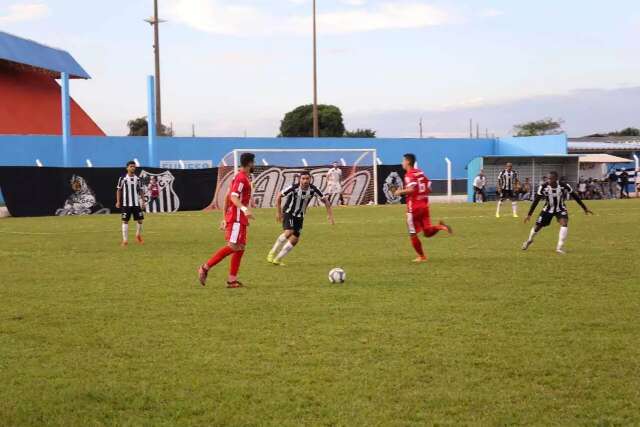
xmin=2 ymin=0 xmax=640 ymax=137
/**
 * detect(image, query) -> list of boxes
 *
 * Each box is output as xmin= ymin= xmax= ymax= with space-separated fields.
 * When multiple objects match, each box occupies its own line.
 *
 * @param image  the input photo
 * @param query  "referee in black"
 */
xmin=267 ymin=171 xmax=334 ymax=265
xmin=116 ymin=160 xmax=146 ymax=246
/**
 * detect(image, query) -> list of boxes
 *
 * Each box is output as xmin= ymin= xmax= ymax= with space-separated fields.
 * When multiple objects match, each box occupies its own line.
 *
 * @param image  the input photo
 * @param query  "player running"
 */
xmin=267 ymin=171 xmax=334 ymax=266
xmin=522 ymin=171 xmax=593 ymax=254
xmin=198 ymin=152 xmax=255 ymax=288
xmin=326 ymin=162 xmax=344 ymax=206
xmin=116 ymin=160 xmax=145 ymax=246
xmin=496 ymin=162 xmax=520 ymax=218
xmin=394 ymin=153 xmax=452 ymax=262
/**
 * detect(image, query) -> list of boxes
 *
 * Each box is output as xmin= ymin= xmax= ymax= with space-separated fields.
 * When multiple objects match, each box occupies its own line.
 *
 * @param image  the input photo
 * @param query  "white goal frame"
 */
xmin=226 ymin=148 xmax=379 ymax=205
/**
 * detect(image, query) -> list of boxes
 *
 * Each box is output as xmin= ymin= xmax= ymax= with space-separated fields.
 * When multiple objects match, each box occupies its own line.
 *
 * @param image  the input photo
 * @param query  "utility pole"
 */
xmin=145 ymin=0 xmax=165 ymax=135
xmin=469 ymin=119 xmax=473 ymax=138
xmin=312 ymin=0 xmax=319 ymax=137
xmin=419 ymin=117 xmax=423 ymax=138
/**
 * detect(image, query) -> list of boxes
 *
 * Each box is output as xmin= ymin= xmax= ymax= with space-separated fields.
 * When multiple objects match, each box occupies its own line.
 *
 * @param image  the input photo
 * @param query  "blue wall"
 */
xmin=0 ymin=135 xmax=568 ymax=197
xmin=496 ymin=135 xmax=567 ymax=156
xmin=0 ymin=136 xmax=504 ymax=179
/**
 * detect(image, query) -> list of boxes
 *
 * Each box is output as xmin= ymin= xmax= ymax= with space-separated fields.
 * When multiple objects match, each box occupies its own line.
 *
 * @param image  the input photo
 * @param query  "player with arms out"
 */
xmin=198 ymin=152 xmax=256 ymax=288
xmin=326 ymin=162 xmax=344 ymax=206
xmin=394 ymin=153 xmax=452 ymax=262
xmin=116 ymin=160 xmax=145 ymax=246
xmin=522 ymin=171 xmax=593 ymax=254
xmin=496 ymin=162 xmax=520 ymax=218
xmin=267 ymin=171 xmax=334 ymax=265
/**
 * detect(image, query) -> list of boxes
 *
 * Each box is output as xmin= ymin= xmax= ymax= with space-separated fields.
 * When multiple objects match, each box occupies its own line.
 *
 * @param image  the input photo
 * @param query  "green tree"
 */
xmin=587 ymin=127 xmax=640 ymax=137
xmin=279 ymin=105 xmax=346 ymax=137
xmin=513 ymin=118 xmax=564 ymax=137
xmin=345 ymin=128 xmax=376 ymax=138
xmin=127 ymin=116 xmax=174 ymax=136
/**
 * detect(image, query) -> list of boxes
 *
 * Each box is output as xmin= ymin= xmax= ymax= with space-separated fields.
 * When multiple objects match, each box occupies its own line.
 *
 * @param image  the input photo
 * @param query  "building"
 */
xmin=0 ymin=31 xmax=104 ymax=136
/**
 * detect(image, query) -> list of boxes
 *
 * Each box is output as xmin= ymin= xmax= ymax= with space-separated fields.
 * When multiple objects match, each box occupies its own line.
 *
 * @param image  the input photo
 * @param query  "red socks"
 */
xmin=410 ymin=235 xmax=425 ymax=257
xmin=229 ymin=250 xmax=245 ymax=278
xmin=424 ymin=225 xmax=447 ymax=238
xmin=206 ymin=246 xmax=234 ymax=269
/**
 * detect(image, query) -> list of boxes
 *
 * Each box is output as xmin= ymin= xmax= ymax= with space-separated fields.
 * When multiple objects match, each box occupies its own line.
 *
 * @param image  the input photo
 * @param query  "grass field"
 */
xmin=1 ymin=200 xmax=639 ymax=426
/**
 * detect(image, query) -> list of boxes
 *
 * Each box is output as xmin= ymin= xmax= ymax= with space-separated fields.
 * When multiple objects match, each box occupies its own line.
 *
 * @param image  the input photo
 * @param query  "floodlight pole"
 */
xmin=146 ymin=0 xmax=164 ymax=135
xmin=147 ymin=75 xmax=157 ymax=166
xmin=312 ymin=0 xmax=319 ymax=138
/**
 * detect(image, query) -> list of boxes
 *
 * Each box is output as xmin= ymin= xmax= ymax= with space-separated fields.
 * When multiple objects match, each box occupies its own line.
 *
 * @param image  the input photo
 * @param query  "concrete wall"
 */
xmin=0 ymin=136 xmax=500 ymax=179
xmin=496 ymin=135 xmax=567 ymax=156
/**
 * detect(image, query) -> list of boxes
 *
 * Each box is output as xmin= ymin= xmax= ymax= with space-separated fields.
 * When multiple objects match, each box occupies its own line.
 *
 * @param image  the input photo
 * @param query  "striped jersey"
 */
xmin=498 ymin=169 xmax=519 ymax=191
xmin=117 ymin=174 xmax=143 ymax=207
xmin=281 ymin=183 xmax=324 ymax=218
xmin=536 ymin=182 xmax=574 ymax=214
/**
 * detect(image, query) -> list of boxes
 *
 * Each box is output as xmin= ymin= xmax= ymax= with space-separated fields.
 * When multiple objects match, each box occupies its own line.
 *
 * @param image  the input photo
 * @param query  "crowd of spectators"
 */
xmin=473 ymin=168 xmax=637 ymax=203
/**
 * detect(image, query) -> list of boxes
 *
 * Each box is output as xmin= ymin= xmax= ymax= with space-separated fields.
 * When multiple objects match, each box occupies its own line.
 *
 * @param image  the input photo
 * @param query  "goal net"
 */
xmin=212 ymin=149 xmax=378 ymax=209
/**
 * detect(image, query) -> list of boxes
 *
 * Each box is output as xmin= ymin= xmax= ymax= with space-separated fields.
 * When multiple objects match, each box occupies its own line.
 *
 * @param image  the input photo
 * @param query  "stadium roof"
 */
xmin=579 ymin=154 xmax=633 ymax=163
xmin=568 ymin=137 xmax=640 ymax=152
xmin=0 ymin=31 xmax=90 ymax=79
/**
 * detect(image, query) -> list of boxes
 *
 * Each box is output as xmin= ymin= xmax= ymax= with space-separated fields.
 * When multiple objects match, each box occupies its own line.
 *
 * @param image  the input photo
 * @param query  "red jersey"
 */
xmin=225 ymin=170 xmax=252 ymax=225
xmin=404 ymin=167 xmax=431 ymax=212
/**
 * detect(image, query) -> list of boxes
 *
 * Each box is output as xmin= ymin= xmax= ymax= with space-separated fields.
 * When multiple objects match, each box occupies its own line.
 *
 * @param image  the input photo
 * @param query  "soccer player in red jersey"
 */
xmin=394 ymin=153 xmax=452 ymax=262
xmin=198 ymin=152 xmax=255 ymax=288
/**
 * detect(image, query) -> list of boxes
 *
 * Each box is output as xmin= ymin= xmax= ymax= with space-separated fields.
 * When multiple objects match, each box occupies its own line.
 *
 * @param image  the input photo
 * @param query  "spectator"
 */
xmin=148 ymin=176 xmax=161 ymax=212
xmin=608 ymin=170 xmax=618 ymax=199
xmin=578 ymin=179 xmax=588 ymax=199
xmin=619 ymin=171 xmax=630 ymax=198
xmin=520 ymin=178 xmax=532 ymax=200
xmin=473 ymin=169 xmax=487 ymax=203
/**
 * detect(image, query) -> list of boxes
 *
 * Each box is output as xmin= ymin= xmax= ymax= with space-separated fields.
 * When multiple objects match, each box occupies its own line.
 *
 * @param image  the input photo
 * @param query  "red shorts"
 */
xmin=225 ymin=222 xmax=247 ymax=245
xmin=406 ymin=206 xmax=431 ymax=234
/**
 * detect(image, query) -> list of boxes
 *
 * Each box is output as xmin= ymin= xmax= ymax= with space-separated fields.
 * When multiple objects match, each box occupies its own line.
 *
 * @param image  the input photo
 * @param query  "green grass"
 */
xmin=1 ymin=200 xmax=639 ymax=426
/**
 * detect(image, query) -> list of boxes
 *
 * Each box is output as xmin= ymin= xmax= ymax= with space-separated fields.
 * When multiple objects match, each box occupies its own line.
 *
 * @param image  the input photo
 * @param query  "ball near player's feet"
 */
xmin=328 ymin=268 xmax=346 ymax=284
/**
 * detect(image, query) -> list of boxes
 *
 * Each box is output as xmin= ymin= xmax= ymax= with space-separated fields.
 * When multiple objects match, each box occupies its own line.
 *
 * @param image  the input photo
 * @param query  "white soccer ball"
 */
xmin=328 ymin=267 xmax=346 ymax=284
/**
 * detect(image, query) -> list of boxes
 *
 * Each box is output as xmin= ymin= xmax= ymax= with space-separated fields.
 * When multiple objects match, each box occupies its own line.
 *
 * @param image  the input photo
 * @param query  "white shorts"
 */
xmin=326 ymin=184 xmax=342 ymax=194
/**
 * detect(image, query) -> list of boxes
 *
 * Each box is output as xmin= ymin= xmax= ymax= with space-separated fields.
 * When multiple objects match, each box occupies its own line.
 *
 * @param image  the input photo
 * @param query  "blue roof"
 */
xmin=0 ymin=31 xmax=90 ymax=79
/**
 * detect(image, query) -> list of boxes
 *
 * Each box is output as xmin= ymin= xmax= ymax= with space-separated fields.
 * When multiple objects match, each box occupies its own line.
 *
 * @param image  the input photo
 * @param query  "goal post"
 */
xmin=212 ymin=148 xmax=378 ymax=209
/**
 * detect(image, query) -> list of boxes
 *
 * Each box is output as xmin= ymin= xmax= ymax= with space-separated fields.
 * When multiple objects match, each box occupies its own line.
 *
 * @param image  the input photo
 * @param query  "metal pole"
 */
xmin=469 ymin=119 xmax=473 ymax=138
xmin=373 ymin=150 xmax=379 ymax=205
xmin=147 ymin=75 xmax=157 ymax=166
xmin=61 ymin=72 xmax=71 ymax=167
xmin=312 ymin=0 xmax=319 ymax=137
xmin=153 ymin=0 xmax=162 ymax=134
xmin=445 ymin=157 xmax=452 ymax=203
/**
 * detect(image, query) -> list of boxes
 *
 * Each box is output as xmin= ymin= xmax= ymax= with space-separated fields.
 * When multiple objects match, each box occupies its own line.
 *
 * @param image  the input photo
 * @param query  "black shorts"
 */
xmin=499 ymin=190 xmax=515 ymax=200
xmin=282 ymin=213 xmax=304 ymax=236
xmin=121 ymin=206 xmax=144 ymax=222
xmin=536 ymin=211 xmax=568 ymax=227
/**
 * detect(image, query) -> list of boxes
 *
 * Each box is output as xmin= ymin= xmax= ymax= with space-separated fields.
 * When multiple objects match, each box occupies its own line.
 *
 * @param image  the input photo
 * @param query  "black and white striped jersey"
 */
xmin=281 ymin=184 xmax=325 ymax=218
xmin=536 ymin=182 xmax=574 ymax=213
xmin=117 ymin=174 xmax=143 ymax=207
xmin=498 ymin=169 xmax=519 ymax=191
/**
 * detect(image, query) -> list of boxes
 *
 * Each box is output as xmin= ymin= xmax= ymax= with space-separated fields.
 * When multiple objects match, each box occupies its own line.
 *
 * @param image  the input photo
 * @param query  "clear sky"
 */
xmin=2 ymin=0 xmax=640 ymax=137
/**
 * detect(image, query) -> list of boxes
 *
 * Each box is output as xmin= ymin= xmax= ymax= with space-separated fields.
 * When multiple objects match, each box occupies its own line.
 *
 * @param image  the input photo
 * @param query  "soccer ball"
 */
xmin=328 ymin=268 xmax=346 ymax=284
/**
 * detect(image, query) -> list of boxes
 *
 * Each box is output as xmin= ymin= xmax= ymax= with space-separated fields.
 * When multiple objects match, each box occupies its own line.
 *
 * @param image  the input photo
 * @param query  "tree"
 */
xmin=127 ymin=116 xmax=174 ymax=136
xmin=279 ymin=105 xmax=345 ymax=137
xmin=587 ymin=127 xmax=640 ymax=137
xmin=345 ymin=128 xmax=376 ymax=138
xmin=513 ymin=118 xmax=564 ymax=137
